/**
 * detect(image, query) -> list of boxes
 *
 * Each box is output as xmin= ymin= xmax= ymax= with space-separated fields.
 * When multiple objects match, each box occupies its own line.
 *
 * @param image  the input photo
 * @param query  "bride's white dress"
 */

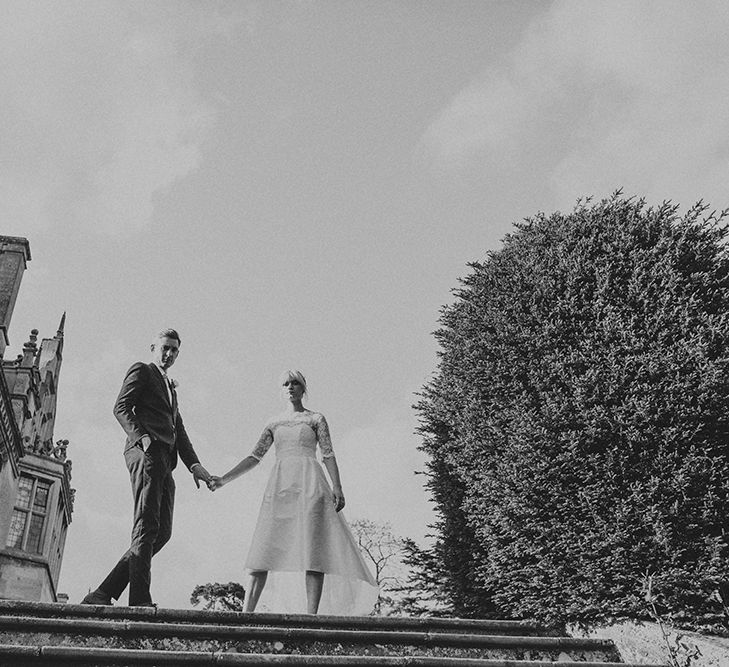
xmin=244 ymin=409 xmax=378 ymax=615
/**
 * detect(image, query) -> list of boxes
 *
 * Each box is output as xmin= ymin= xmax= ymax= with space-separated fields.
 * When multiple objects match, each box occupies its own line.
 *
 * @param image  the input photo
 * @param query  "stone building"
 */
xmin=0 ymin=236 xmax=73 ymax=602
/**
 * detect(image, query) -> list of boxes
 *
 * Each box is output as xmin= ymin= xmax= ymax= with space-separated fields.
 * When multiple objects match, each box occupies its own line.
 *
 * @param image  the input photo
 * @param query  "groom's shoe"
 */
xmin=130 ymin=601 xmax=157 ymax=608
xmin=80 ymin=588 xmax=112 ymax=605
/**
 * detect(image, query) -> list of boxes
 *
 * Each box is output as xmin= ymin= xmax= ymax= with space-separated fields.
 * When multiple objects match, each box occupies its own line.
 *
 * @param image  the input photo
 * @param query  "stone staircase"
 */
xmin=0 ymin=600 xmax=666 ymax=666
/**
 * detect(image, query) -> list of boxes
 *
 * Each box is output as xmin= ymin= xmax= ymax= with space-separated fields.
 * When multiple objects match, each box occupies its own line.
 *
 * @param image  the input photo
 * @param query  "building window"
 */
xmin=6 ymin=474 xmax=52 ymax=554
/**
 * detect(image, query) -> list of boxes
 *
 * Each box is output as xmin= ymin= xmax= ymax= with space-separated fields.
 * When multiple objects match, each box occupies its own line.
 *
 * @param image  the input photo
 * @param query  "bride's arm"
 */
xmin=209 ymin=425 xmax=272 ymax=490
xmin=215 ymin=456 xmax=259 ymax=487
xmin=317 ymin=415 xmax=345 ymax=511
xmin=322 ymin=456 xmax=345 ymax=512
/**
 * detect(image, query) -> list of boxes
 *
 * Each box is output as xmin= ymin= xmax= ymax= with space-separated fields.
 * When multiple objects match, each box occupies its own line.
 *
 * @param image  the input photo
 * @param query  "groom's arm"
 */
xmin=175 ymin=413 xmax=200 ymax=470
xmin=113 ymin=362 xmax=148 ymax=446
xmin=175 ymin=413 xmax=211 ymax=487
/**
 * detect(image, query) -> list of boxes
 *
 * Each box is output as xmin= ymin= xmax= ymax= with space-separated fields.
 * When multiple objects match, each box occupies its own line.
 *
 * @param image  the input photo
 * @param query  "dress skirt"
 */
xmin=245 ymin=453 xmax=378 ymax=615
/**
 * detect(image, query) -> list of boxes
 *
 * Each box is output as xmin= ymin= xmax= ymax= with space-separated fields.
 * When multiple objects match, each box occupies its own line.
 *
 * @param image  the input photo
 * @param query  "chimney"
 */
xmin=0 ymin=236 xmax=31 ymax=358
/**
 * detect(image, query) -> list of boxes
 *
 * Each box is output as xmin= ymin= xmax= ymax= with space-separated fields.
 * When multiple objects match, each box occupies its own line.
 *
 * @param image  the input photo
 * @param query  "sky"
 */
xmin=2 ymin=0 xmax=728 ymax=609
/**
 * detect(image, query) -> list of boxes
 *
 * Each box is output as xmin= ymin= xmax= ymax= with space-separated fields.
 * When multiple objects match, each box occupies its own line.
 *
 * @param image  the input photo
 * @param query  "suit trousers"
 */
xmin=98 ymin=442 xmax=175 ymax=605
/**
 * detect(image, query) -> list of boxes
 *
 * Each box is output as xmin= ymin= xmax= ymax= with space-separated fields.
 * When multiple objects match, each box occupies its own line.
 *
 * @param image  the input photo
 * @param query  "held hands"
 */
xmin=332 ymin=486 xmax=345 ymax=512
xmin=191 ymin=464 xmax=212 ymax=489
xmin=207 ymin=476 xmax=225 ymax=492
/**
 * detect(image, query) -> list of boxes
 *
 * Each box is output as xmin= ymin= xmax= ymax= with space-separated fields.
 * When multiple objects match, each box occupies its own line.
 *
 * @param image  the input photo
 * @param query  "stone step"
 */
xmin=0 ymin=601 xmax=669 ymax=665
xmin=0 ymin=613 xmax=619 ymax=662
xmin=0 ymin=601 xmax=544 ymax=636
xmin=0 ymin=643 xmax=668 ymax=666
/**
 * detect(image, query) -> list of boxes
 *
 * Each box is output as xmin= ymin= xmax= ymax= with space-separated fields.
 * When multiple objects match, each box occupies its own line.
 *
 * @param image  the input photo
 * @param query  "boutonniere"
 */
xmin=169 ymin=378 xmax=179 ymax=389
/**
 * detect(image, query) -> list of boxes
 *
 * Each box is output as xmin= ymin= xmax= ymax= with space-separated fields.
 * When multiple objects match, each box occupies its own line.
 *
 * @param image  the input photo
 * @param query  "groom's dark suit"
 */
xmin=97 ymin=361 xmax=201 ymax=605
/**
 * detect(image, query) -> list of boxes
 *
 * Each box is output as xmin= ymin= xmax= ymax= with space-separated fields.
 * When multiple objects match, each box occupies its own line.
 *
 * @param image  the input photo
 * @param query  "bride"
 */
xmin=209 ymin=370 xmax=378 ymax=615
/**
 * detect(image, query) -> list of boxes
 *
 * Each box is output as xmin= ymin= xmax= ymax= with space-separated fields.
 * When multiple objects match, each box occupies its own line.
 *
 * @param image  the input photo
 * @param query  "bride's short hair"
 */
xmin=280 ymin=369 xmax=308 ymax=397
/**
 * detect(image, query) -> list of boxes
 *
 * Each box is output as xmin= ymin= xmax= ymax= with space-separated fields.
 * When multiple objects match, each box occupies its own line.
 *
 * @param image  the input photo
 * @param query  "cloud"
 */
xmin=0 ymin=1 xmax=218 ymax=235
xmin=420 ymin=0 xmax=729 ymax=210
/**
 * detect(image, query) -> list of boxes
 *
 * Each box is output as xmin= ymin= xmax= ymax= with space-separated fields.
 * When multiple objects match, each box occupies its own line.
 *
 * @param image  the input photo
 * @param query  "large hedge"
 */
xmin=416 ymin=194 xmax=729 ymax=629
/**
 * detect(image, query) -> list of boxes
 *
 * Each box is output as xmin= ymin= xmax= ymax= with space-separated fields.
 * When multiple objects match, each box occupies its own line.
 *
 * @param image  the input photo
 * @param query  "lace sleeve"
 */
xmin=250 ymin=425 xmax=274 ymax=461
xmin=315 ymin=414 xmax=336 ymax=459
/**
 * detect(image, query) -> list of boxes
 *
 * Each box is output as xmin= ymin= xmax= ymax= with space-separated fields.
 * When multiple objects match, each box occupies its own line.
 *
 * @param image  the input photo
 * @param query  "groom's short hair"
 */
xmin=156 ymin=328 xmax=181 ymax=344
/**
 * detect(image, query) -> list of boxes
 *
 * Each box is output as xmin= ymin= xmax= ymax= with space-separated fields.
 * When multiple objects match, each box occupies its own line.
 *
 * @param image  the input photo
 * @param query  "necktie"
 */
xmin=168 ymin=379 xmax=177 ymax=416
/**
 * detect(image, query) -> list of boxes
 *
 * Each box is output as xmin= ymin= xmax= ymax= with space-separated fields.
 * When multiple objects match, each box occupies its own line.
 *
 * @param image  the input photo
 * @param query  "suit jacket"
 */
xmin=113 ymin=362 xmax=200 ymax=471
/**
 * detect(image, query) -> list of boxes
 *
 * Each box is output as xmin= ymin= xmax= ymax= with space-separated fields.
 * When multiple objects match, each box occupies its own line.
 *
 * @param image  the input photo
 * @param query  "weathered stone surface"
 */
xmin=0 ymin=645 xmax=667 ymax=667
xmin=0 ymin=600 xmax=668 ymax=666
xmin=0 ymin=600 xmax=545 ymax=635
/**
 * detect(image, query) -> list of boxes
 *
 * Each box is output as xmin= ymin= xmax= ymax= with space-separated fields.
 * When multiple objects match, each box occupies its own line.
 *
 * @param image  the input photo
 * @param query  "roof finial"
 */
xmin=21 ymin=329 xmax=38 ymax=366
xmin=57 ymin=312 xmax=66 ymax=338
xmin=24 ymin=329 xmax=38 ymax=350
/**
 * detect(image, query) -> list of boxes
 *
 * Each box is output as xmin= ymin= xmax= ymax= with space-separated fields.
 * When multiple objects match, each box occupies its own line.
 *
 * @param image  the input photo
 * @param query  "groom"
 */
xmin=81 ymin=328 xmax=212 ymax=607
